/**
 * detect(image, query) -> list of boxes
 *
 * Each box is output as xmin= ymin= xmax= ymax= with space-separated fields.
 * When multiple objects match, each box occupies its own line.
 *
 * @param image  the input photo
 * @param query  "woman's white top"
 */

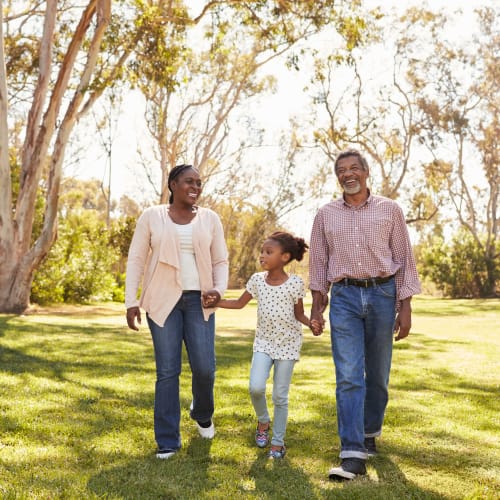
xmin=246 ymin=272 xmax=305 ymax=360
xmin=173 ymin=222 xmax=201 ymax=290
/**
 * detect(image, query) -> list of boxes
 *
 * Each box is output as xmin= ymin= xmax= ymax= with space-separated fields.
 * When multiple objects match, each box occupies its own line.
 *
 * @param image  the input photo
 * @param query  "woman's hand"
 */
xmin=126 ymin=306 xmax=141 ymax=331
xmin=202 ymin=289 xmax=221 ymax=308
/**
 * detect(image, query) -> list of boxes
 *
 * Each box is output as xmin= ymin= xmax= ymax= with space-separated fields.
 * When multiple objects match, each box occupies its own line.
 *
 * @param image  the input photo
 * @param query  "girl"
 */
xmin=212 ymin=231 xmax=320 ymax=459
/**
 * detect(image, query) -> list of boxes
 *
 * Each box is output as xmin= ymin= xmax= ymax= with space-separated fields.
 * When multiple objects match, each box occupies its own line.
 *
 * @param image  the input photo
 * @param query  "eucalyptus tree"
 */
xmin=0 ymin=0 xmax=120 ymax=312
xmin=126 ymin=0 xmax=370 ymax=205
xmin=309 ymin=39 xmax=440 ymax=227
xmin=0 ymin=0 xmax=171 ymax=312
xmin=0 ymin=0 xmax=370 ymax=312
xmin=399 ymin=6 xmax=499 ymax=297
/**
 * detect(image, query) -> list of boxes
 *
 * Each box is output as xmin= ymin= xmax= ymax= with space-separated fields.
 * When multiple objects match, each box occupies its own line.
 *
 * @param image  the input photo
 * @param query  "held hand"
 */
xmin=202 ymin=289 xmax=221 ymax=308
xmin=310 ymin=319 xmax=323 ymax=336
xmin=126 ymin=306 xmax=141 ymax=331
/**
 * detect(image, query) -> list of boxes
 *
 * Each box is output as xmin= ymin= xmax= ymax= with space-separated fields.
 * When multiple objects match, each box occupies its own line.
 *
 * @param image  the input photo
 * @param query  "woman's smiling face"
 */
xmin=171 ymin=168 xmax=202 ymax=205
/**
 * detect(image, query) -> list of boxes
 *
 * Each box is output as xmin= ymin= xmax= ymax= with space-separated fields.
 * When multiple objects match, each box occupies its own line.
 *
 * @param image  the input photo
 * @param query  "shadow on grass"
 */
xmin=248 ymin=453 xmax=318 ymax=498
xmin=1 ymin=305 xmax=498 ymax=498
xmin=86 ymin=438 xmax=217 ymax=498
xmin=390 ymin=365 xmax=499 ymax=415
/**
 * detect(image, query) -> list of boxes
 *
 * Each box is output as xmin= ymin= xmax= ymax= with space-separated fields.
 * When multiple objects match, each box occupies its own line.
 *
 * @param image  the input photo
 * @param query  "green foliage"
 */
xmin=419 ymin=231 xmax=499 ymax=298
xmin=30 ymin=213 xmax=119 ymax=304
xmin=29 ymin=177 xmax=137 ymax=305
xmin=216 ymin=201 xmax=281 ymax=287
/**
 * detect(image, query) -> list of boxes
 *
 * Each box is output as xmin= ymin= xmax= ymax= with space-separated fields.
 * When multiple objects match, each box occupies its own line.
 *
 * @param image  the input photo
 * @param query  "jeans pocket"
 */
xmin=331 ymin=284 xmax=345 ymax=298
xmin=375 ymin=281 xmax=396 ymax=298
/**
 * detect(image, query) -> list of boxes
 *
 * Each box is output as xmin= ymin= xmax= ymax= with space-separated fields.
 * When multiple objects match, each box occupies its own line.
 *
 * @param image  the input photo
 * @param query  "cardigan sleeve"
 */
xmin=209 ymin=211 xmax=229 ymax=296
xmin=125 ymin=210 xmax=151 ymax=309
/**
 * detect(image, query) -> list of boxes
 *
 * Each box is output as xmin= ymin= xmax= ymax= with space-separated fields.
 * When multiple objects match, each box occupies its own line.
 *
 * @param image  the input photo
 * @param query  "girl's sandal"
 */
xmin=268 ymin=445 xmax=286 ymax=459
xmin=255 ymin=423 xmax=270 ymax=448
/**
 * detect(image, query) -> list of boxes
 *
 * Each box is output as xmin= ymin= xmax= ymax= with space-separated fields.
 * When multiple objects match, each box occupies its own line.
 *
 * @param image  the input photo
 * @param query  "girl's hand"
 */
xmin=310 ymin=319 xmax=323 ymax=336
xmin=202 ymin=289 xmax=220 ymax=308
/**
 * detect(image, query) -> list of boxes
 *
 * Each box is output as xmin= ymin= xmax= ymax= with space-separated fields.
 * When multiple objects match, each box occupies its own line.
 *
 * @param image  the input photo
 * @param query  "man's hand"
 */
xmin=310 ymin=290 xmax=328 ymax=335
xmin=126 ymin=306 xmax=141 ymax=331
xmin=394 ymin=298 xmax=412 ymax=341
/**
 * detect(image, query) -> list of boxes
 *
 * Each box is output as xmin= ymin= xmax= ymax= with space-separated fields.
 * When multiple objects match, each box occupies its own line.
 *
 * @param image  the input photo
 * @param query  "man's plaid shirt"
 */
xmin=309 ymin=193 xmax=421 ymax=303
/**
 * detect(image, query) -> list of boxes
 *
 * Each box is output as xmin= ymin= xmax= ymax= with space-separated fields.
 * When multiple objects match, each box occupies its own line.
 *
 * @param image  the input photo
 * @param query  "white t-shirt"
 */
xmin=246 ymin=272 xmax=305 ymax=360
xmin=174 ymin=222 xmax=201 ymax=290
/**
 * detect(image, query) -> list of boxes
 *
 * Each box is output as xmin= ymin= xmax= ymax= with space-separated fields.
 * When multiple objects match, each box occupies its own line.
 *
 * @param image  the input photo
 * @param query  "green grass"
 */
xmin=0 ymin=296 xmax=498 ymax=499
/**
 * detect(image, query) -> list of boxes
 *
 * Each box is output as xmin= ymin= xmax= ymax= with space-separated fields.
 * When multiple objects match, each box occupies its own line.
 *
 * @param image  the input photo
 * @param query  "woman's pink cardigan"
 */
xmin=125 ymin=205 xmax=229 ymax=327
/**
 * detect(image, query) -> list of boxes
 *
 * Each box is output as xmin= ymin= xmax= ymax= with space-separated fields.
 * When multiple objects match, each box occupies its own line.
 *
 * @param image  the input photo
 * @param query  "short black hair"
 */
xmin=334 ymin=148 xmax=369 ymax=173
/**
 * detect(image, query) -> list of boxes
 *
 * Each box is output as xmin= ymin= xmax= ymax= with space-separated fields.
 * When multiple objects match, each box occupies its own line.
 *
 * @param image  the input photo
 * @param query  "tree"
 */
xmin=309 ymin=40 xmax=438 ymax=224
xmin=0 ymin=0 xmax=116 ymax=312
xmin=216 ymin=126 xmax=314 ymax=286
xmin=127 ymin=1 xmax=370 ymax=204
xmin=419 ymin=231 xmax=500 ymax=298
xmin=399 ymin=7 xmax=499 ymax=297
xmin=0 ymin=0 xmax=371 ymax=312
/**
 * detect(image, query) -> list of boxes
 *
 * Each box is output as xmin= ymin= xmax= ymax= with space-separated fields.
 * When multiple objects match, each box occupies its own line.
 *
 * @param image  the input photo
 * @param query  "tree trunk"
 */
xmin=0 ymin=257 xmax=35 ymax=313
xmin=483 ymin=256 xmax=498 ymax=298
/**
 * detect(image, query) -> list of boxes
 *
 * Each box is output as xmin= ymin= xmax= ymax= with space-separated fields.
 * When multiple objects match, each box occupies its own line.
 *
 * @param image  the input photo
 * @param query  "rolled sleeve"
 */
xmin=390 ymin=205 xmax=421 ymax=302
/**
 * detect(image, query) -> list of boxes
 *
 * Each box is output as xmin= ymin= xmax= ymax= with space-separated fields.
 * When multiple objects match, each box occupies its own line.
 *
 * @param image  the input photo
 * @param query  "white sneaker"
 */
xmin=196 ymin=421 xmax=215 ymax=439
xmin=156 ymin=450 xmax=176 ymax=459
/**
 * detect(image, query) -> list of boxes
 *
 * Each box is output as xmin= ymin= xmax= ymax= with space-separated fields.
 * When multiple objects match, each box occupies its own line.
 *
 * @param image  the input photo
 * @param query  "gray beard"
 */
xmin=343 ymin=181 xmax=361 ymax=195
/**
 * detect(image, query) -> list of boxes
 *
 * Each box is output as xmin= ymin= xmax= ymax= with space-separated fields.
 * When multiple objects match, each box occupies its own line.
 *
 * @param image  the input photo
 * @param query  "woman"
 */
xmin=125 ymin=164 xmax=228 ymax=459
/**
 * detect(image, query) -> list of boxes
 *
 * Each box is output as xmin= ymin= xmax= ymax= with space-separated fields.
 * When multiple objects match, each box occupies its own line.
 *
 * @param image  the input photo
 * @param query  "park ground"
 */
xmin=0 ymin=295 xmax=498 ymax=499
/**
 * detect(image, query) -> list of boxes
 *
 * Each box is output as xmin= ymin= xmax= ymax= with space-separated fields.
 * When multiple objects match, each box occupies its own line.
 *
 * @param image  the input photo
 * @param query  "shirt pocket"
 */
xmin=364 ymin=218 xmax=392 ymax=251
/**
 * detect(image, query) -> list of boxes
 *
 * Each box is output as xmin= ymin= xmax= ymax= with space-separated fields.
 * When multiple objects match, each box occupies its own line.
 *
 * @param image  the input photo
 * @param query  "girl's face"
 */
xmin=171 ymin=168 xmax=202 ymax=206
xmin=259 ymin=239 xmax=290 ymax=271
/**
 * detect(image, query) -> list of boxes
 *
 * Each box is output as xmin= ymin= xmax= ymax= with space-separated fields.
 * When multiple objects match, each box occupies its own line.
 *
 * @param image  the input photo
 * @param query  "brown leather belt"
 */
xmin=337 ymin=275 xmax=394 ymax=288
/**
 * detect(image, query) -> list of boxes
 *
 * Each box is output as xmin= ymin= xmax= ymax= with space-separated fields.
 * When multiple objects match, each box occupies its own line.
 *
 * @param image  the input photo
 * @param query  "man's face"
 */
xmin=335 ymin=156 xmax=369 ymax=195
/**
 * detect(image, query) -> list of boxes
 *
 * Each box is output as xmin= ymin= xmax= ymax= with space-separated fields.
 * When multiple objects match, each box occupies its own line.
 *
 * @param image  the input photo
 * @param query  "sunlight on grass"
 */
xmin=0 ymin=297 xmax=498 ymax=498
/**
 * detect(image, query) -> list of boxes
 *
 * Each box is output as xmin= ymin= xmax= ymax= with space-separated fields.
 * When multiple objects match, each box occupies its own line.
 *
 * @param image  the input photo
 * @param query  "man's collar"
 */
xmin=342 ymin=188 xmax=371 ymax=208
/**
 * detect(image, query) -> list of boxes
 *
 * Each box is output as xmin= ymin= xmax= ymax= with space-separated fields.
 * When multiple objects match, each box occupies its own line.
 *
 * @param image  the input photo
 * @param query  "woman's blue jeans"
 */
xmin=147 ymin=291 xmax=215 ymax=452
xmin=329 ymin=279 xmax=396 ymax=459
xmin=249 ymin=351 xmax=296 ymax=447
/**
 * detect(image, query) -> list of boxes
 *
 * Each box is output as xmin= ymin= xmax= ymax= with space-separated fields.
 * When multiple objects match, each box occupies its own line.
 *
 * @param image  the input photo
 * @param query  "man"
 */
xmin=309 ymin=148 xmax=421 ymax=480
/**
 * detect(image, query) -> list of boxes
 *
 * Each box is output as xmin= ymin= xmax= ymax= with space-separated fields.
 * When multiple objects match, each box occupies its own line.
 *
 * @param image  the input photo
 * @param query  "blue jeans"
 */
xmin=147 ymin=291 xmax=215 ymax=452
xmin=329 ymin=278 xmax=396 ymax=459
xmin=249 ymin=351 xmax=296 ymax=447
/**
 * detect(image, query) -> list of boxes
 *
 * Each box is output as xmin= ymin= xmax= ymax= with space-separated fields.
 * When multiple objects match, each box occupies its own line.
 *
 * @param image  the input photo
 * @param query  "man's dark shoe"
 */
xmin=328 ymin=458 xmax=367 ymax=480
xmin=364 ymin=437 xmax=377 ymax=456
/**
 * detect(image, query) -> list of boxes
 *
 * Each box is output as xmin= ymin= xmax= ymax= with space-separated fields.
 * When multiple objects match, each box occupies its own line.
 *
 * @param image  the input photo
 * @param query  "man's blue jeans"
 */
xmin=147 ymin=291 xmax=215 ymax=452
xmin=329 ymin=278 xmax=396 ymax=459
xmin=249 ymin=352 xmax=296 ymax=447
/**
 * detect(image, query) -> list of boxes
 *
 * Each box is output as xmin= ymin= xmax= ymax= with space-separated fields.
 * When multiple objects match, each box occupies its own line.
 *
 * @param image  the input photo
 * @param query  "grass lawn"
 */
xmin=0 ymin=295 xmax=498 ymax=499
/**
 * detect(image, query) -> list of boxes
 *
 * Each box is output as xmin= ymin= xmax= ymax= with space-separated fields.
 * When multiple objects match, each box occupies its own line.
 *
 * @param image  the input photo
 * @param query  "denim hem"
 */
xmin=340 ymin=450 xmax=368 ymax=460
xmin=365 ymin=430 xmax=382 ymax=438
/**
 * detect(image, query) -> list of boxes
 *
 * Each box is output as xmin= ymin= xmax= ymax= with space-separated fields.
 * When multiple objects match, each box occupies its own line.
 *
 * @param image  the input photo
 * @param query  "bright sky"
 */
xmin=68 ymin=0 xmax=493 ymax=238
